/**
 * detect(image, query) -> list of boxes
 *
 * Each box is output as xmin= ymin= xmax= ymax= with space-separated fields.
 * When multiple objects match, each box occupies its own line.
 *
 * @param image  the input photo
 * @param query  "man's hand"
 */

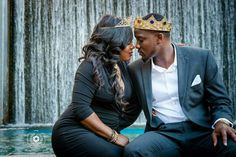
xmin=212 ymin=121 xmax=236 ymax=146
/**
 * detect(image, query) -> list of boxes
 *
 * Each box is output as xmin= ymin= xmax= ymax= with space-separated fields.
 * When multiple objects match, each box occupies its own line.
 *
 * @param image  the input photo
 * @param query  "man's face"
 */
xmin=134 ymin=29 xmax=158 ymax=61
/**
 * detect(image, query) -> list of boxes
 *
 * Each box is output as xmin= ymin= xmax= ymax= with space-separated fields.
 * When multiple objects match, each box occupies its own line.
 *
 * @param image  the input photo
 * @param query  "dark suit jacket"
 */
xmin=128 ymin=44 xmax=233 ymax=130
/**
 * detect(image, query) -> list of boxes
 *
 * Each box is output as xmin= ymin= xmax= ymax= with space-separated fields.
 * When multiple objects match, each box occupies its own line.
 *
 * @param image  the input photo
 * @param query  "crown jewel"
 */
xmin=134 ymin=15 xmax=172 ymax=32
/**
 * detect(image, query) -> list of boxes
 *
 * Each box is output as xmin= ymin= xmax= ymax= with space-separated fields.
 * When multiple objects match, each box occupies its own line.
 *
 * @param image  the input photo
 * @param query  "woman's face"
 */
xmin=119 ymin=43 xmax=134 ymax=61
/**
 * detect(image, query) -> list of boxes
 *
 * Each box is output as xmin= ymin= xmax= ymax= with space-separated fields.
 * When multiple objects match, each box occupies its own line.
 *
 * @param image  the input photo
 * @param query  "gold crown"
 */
xmin=134 ymin=15 xmax=172 ymax=32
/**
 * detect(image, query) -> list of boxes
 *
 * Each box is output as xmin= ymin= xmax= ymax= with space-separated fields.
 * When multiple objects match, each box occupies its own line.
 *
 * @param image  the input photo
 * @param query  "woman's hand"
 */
xmin=115 ymin=134 xmax=129 ymax=147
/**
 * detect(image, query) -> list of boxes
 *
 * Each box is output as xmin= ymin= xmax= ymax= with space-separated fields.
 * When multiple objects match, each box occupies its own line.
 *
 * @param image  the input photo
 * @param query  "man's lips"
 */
xmin=138 ymin=50 xmax=144 ymax=56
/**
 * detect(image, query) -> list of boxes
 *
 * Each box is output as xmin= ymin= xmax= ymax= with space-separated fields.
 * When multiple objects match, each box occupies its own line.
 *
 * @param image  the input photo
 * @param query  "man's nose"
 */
xmin=135 ymin=41 xmax=140 ymax=49
xmin=135 ymin=43 xmax=140 ymax=49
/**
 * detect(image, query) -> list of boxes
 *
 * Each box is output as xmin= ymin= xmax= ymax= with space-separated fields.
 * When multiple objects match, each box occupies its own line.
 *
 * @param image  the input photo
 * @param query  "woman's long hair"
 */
xmin=79 ymin=15 xmax=133 ymax=107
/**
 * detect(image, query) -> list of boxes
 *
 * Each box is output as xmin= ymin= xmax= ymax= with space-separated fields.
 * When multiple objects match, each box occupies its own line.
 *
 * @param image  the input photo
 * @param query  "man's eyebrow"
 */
xmin=137 ymin=36 xmax=144 ymax=40
xmin=135 ymin=34 xmax=144 ymax=38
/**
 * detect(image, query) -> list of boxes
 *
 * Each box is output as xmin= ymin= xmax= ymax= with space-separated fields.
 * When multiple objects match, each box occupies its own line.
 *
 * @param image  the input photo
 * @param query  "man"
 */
xmin=124 ymin=13 xmax=236 ymax=157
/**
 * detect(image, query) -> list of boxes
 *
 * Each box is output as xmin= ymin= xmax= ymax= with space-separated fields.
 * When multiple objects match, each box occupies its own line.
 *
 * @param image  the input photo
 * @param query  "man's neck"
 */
xmin=153 ymin=43 xmax=174 ymax=69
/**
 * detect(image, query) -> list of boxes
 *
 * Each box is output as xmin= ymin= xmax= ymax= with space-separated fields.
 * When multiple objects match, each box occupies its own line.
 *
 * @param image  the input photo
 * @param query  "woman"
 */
xmin=51 ymin=15 xmax=141 ymax=157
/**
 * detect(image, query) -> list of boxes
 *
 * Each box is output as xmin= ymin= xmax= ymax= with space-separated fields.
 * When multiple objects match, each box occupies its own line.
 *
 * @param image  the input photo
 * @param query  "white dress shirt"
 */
xmin=151 ymin=45 xmax=232 ymax=127
xmin=151 ymin=46 xmax=188 ymax=123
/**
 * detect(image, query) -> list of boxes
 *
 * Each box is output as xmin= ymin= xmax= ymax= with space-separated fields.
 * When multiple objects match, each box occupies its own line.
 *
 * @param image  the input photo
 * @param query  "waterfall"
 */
xmin=2 ymin=0 xmax=235 ymax=125
xmin=13 ymin=0 xmax=25 ymax=124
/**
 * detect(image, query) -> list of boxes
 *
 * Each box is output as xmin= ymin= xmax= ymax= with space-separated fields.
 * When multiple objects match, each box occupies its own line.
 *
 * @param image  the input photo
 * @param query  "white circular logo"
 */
xmin=32 ymin=135 xmax=40 ymax=143
xmin=27 ymin=134 xmax=44 ymax=146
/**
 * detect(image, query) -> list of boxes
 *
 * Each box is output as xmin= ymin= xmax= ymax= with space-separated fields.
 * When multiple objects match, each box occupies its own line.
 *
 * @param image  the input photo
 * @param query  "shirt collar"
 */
xmin=172 ymin=44 xmax=177 ymax=67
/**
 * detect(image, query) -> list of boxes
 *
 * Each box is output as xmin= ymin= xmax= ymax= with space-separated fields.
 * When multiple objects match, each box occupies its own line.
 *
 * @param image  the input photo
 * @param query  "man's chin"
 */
xmin=141 ymin=57 xmax=151 ymax=63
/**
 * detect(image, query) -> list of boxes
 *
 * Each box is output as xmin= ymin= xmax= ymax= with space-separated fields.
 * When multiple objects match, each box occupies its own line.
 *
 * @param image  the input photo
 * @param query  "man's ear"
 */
xmin=154 ymin=32 xmax=163 ymax=44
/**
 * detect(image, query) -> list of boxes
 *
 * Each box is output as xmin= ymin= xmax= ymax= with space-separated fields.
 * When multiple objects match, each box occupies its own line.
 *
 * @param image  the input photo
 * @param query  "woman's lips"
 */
xmin=129 ymin=51 xmax=133 ymax=56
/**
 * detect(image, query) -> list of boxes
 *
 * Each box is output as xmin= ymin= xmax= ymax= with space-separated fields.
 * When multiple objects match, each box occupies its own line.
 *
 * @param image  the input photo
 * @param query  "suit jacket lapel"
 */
xmin=176 ymin=45 xmax=190 ymax=110
xmin=141 ymin=60 xmax=153 ymax=117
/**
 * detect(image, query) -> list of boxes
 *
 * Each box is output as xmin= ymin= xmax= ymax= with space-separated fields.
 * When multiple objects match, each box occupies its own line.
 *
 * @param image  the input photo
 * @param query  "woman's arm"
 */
xmin=71 ymin=60 xmax=128 ymax=146
xmin=81 ymin=112 xmax=129 ymax=146
xmin=80 ymin=113 xmax=113 ymax=139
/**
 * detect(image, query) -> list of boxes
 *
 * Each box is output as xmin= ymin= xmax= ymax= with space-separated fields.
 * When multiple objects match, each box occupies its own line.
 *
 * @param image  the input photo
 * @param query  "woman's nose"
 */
xmin=130 ymin=43 xmax=135 ymax=49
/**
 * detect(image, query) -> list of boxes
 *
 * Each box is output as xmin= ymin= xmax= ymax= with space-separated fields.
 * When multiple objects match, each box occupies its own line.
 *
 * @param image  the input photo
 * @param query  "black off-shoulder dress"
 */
xmin=51 ymin=60 xmax=141 ymax=157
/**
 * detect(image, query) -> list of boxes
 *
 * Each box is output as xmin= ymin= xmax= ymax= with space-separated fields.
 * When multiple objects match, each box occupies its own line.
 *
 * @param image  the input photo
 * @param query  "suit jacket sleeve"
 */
xmin=204 ymin=51 xmax=233 ymax=123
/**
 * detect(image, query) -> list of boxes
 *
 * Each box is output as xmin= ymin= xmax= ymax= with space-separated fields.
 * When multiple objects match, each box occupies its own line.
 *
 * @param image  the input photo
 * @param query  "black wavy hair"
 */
xmin=79 ymin=14 xmax=133 ymax=106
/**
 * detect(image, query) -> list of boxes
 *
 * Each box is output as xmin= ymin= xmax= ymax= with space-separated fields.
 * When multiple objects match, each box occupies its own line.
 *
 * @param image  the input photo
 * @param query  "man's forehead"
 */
xmin=134 ymin=29 xmax=145 ymax=36
xmin=134 ymin=29 xmax=153 ymax=37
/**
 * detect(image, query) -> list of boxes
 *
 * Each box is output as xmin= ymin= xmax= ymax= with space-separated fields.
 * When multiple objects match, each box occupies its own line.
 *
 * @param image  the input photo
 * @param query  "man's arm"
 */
xmin=203 ymin=51 xmax=236 ymax=146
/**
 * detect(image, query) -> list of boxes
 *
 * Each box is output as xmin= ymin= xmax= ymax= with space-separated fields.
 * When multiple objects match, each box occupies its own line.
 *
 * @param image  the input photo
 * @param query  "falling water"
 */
xmin=13 ymin=0 xmax=25 ymax=124
xmin=2 ymin=0 xmax=235 ymax=125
